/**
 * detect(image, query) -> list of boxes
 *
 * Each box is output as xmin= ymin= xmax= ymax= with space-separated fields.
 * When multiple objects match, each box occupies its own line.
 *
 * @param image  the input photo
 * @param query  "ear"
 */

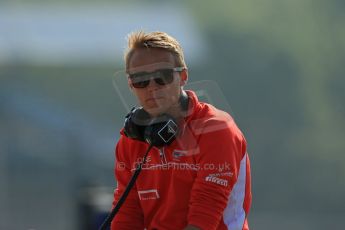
xmin=128 ymin=78 xmax=134 ymax=91
xmin=180 ymin=69 xmax=188 ymax=86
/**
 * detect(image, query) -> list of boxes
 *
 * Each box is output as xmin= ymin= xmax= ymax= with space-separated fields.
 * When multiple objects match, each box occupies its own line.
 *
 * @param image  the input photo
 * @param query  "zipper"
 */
xmin=159 ymin=147 xmax=168 ymax=164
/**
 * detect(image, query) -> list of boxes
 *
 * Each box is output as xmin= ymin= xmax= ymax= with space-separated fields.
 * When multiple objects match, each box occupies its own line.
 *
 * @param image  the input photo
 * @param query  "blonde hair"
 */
xmin=124 ymin=31 xmax=186 ymax=70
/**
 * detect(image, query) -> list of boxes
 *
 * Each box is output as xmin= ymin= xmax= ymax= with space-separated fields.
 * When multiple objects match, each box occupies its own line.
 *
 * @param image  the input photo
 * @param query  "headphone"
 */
xmin=124 ymin=91 xmax=189 ymax=147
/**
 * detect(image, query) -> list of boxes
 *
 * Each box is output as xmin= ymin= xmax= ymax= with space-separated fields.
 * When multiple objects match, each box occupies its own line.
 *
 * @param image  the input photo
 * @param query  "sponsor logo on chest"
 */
xmin=172 ymin=149 xmax=188 ymax=161
xmin=138 ymin=189 xmax=160 ymax=200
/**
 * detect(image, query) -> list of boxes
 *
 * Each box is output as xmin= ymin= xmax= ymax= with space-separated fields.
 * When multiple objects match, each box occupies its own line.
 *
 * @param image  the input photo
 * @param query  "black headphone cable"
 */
xmin=98 ymin=143 xmax=153 ymax=230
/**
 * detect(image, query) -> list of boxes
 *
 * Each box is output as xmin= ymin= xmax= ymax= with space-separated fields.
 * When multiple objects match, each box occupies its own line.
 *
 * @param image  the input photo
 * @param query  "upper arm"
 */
xmin=188 ymin=119 xmax=246 ymax=229
xmin=111 ymin=137 xmax=145 ymax=230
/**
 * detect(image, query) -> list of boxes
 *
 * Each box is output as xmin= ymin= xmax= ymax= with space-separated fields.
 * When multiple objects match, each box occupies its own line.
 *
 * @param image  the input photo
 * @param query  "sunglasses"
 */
xmin=128 ymin=67 xmax=185 ymax=88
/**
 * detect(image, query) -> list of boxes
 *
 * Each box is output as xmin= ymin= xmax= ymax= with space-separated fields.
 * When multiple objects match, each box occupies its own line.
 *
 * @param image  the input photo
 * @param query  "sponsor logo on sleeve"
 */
xmin=205 ymin=175 xmax=229 ymax=187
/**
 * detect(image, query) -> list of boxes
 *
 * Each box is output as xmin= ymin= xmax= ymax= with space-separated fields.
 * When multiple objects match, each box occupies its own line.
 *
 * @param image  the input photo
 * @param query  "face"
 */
xmin=127 ymin=48 xmax=187 ymax=117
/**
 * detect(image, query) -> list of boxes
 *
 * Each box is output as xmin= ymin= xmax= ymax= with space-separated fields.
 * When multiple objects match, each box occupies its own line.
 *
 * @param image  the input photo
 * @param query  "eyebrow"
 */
xmin=128 ymin=68 xmax=168 ymax=77
xmin=128 ymin=67 xmax=185 ymax=76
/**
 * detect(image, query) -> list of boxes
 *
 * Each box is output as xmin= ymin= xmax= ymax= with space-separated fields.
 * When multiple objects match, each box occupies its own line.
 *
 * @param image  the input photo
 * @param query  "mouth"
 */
xmin=145 ymin=97 xmax=165 ymax=108
xmin=146 ymin=96 xmax=164 ymax=102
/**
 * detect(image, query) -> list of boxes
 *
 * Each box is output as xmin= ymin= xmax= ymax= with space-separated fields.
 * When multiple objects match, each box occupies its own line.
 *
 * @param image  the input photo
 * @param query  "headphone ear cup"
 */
xmin=123 ymin=108 xmax=178 ymax=147
xmin=144 ymin=114 xmax=178 ymax=147
xmin=124 ymin=107 xmax=151 ymax=142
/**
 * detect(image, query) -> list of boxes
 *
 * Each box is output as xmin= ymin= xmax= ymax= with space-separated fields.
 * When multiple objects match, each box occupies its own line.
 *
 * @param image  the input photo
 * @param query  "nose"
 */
xmin=146 ymin=77 xmax=160 ymax=90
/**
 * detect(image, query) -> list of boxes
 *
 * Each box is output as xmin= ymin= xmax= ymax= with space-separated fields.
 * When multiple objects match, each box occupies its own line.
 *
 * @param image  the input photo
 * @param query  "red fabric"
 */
xmin=111 ymin=90 xmax=251 ymax=230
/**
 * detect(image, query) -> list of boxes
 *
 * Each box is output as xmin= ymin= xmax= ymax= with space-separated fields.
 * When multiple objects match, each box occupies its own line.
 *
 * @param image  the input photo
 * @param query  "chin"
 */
xmin=144 ymin=106 xmax=167 ymax=117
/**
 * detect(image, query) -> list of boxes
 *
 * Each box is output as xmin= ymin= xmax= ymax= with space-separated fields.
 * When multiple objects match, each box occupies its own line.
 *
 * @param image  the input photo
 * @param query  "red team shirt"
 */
xmin=111 ymin=90 xmax=252 ymax=230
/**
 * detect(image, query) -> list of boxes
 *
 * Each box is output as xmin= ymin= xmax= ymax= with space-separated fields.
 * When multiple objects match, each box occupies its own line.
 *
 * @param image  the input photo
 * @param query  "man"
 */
xmin=111 ymin=31 xmax=251 ymax=230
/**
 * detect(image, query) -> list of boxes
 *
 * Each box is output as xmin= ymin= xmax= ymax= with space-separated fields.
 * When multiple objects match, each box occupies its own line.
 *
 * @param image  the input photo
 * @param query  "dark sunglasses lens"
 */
xmin=132 ymin=80 xmax=149 ymax=88
xmin=129 ymin=74 xmax=150 ymax=88
xmin=154 ymin=69 xmax=174 ymax=85
xmin=129 ymin=69 xmax=175 ymax=88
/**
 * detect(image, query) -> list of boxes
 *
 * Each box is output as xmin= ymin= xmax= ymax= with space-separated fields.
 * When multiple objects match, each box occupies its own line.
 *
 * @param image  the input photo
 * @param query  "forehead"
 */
xmin=128 ymin=48 xmax=176 ymax=73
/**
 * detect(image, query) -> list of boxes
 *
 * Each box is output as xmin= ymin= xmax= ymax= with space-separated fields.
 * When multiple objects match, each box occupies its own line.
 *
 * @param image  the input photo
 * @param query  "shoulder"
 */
xmin=190 ymin=102 xmax=244 ymax=139
xmin=190 ymin=104 xmax=247 ymax=160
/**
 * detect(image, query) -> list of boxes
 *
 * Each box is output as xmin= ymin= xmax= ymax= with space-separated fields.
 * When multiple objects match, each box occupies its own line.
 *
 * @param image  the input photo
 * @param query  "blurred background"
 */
xmin=1 ymin=0 xmax=344 ymax=229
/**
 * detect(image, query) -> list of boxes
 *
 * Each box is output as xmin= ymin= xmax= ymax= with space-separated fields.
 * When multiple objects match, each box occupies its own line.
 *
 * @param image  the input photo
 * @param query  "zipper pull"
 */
xmin=159 ymin=148 xmax=164 ymax=158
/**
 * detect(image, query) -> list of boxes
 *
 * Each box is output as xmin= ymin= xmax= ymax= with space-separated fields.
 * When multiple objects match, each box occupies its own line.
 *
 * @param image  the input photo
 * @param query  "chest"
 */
xmin=132 ymin=147 xmax=198 ymax=198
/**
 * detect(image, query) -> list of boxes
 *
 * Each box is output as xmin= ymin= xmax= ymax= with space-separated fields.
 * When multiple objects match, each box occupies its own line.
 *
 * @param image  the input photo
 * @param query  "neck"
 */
xmin=165 ymin=90 xmax=189 ymax=121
